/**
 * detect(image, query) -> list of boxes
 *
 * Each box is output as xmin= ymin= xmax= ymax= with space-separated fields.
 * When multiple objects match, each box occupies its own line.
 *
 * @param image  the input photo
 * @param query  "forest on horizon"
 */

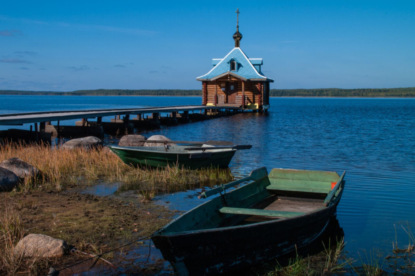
xmin=1 ymin=87 xmax=415 ymax=97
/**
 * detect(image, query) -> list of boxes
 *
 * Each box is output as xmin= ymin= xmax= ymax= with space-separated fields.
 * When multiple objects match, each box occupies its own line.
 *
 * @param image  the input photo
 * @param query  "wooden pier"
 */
xmin=0 ymin=105 xmax=244 ymax=143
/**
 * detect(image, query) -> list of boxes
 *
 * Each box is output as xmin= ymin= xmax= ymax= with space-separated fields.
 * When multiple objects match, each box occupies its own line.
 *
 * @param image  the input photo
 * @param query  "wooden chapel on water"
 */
xmin=197 ymin=9 xmax=273 ymax=112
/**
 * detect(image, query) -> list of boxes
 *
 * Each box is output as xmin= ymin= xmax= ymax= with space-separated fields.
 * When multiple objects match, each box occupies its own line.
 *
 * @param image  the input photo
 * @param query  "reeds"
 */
xmin=116 ymin=165 xmax=233 ymax=200
xmin=0 ymin=143 xmax=233 ymax=198
xmin=266 ymin=239 xmax=348 ymax=276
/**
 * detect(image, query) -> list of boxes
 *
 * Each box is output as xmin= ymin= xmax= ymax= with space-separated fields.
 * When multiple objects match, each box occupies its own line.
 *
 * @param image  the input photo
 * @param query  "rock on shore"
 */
xmin=0 ymin=167 xmax=19 ymax=192
xmin=144 ymin=135 xmax=172 ymax=147
xmin=0 ymin=157 xmax=39 ymax=179
xmin=62 ymin=136 xmax=103 ymax=150
xmin=118 ymin=134 xmax=147 ymax=147
xmin=14 ymin=234 xmax=68 ymax=258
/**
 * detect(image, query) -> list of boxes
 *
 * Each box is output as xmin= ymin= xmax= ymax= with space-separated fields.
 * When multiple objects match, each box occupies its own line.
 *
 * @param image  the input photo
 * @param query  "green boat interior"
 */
xmin=159 ymin=167 xmax=345 ymax=234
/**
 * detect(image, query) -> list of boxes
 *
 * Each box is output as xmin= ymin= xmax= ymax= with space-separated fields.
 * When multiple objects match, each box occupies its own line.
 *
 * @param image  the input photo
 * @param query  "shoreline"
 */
xmin=1 ymin=87 xmax=415 ymax=98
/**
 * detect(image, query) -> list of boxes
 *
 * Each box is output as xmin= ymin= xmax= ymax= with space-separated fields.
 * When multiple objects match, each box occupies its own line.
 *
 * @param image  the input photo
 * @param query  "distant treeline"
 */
xmin=270 ymin=87 xmax=415 ymax=97
xmin=1 ymin=87 xmax=415 ymax=97
xmin=0 ymin=89 xmax=202 ymax=96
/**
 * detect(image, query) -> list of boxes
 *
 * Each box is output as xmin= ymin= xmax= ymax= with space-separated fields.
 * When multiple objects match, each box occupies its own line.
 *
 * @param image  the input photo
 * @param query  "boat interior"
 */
xmin=160 ymin=168 xmax=344 ymax=233
xmin=218 ymin=168 xmax=342 ymax=225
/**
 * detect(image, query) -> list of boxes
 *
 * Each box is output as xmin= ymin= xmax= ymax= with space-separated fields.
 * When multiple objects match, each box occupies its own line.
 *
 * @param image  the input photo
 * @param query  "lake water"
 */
xmin=1 ymin=95 xmax=415 ymax=268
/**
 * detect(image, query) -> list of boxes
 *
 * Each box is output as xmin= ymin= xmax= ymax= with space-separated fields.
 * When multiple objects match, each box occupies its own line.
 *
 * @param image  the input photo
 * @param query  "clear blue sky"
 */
xmin=1 ymin=0 xmax=414 ymax=91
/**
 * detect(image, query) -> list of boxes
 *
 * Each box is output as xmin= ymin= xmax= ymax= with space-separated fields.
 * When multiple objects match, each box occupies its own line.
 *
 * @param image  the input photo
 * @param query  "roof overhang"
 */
xmin=197 ymin=71 xmax=273 ymax=82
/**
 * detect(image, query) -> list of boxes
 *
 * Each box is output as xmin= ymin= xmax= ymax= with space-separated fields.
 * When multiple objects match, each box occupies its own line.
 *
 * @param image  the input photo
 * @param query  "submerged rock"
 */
xmin=14 ymin=234 xmax=68 ymax=258
xmin=144 ymin=135 xmax=172 ymax=147
xmin=62 ymin=136 xmax=103 ymax=150
xmin=0 ymin=167 xmax=19 ymax=192
xmin=118 ymin=134 xmax=147 ymax=147
xmin=0 ymin=157 xmax=39 ymax=179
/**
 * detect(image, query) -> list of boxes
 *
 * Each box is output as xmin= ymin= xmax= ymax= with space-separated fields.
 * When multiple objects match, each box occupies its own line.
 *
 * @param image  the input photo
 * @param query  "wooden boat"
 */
xmin=109 ymin=141 xmax=251 ymax=169
xmin=151 ymin=167 xmax=346 ymax=275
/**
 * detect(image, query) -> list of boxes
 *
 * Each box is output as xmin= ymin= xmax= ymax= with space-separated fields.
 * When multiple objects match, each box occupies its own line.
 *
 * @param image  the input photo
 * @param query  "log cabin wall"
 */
xmin=205 ymin=80 xmax=267 ymax=106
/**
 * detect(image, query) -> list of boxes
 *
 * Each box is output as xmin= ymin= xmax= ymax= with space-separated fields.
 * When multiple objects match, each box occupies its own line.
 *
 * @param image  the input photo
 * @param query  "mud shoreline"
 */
xmin=0 ymin=189 xmax=175 ymax=275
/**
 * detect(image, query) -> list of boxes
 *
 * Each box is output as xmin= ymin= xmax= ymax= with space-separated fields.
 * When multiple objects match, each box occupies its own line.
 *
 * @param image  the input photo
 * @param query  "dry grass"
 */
xmin=0 ymin=206 xmax=24 ymax=275
xmin=0 ymin=143 xmax=233 ymax=198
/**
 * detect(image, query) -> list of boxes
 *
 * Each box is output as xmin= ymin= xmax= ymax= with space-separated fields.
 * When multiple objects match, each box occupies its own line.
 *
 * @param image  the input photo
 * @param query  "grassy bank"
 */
xmin=0 ymin=143 xmax=233 ymax=274
xmin=0 ymin=143 xmax=233 ymax=196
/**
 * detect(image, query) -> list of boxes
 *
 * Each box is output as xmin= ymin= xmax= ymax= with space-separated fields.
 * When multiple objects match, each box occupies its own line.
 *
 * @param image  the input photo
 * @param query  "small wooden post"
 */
xmin=97 ymin=117 xmax=102 ymax=124
xmin=35 ymin=123 xmax=39 ymax=141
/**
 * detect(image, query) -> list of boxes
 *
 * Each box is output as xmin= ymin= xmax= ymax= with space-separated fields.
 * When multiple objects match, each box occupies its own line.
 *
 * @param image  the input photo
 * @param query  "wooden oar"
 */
xmin=142 ymin=140 xmax=232 ymax=146
xmin=184 ymin=145 xmax=252 ymax=151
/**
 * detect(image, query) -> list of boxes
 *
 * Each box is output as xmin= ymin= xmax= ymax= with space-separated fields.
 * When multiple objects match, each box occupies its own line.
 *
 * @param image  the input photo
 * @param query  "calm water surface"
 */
xmin=1 ymin=95 xmax=415 ymax=263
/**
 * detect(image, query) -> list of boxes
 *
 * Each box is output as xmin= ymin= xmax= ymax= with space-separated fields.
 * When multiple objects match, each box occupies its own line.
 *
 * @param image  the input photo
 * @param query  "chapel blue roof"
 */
xmin=197 ymin=47 xmax=273 ymax=82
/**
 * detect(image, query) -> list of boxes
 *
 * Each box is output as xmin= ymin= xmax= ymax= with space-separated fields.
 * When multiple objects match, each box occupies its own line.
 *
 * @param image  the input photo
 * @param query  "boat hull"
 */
xmin=152 ymin=202 xmax=337 ymax=275
xmin=109 ymin=146 xmax=236 ymax=169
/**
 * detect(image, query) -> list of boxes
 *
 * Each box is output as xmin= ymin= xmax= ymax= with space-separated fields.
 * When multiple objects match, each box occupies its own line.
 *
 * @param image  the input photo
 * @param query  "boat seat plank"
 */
xmin=219 ymin=206 xmax=305 ymax=218
xmin=266 ymin=179 xmax=331 ymax=194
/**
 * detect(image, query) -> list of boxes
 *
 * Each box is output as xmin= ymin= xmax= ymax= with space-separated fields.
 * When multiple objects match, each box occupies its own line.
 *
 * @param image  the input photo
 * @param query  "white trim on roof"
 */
xmin=197 ymin=48 xmax=238 ymax=79
xmin=237 ymin=48 xmax=267 ymax=79
xmin=197 ymin=47 xmax=268 ymax=80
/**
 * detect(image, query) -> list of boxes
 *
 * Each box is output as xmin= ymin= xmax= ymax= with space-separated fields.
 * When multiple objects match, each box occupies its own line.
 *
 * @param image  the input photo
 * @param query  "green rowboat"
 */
xmin=152 ymin=167 xmax=346 ymax=275
xmin=109 ymin=143 xmax=251 ymax=169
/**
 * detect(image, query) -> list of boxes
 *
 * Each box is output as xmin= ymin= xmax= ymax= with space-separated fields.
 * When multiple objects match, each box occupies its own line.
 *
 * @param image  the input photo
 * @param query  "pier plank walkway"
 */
xmin=0 ymin=105 xmax=240 ymax=126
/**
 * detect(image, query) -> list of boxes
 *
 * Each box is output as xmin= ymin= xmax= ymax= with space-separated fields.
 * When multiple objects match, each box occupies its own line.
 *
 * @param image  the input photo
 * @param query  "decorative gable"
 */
xmin=197 ymin=48 xmax=272 ymax=82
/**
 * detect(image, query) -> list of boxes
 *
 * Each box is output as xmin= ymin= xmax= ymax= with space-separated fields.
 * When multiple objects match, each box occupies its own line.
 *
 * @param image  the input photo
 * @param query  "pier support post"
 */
xmin=182 ymin=111 xmax=189 ymax=122
xmin=40 ymin=122 xmax=46 ymax=132
xmin=152 ymin=113 xmax=159 ymax=121
xmin=57 ymin=121 xmax=60 ymax=137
